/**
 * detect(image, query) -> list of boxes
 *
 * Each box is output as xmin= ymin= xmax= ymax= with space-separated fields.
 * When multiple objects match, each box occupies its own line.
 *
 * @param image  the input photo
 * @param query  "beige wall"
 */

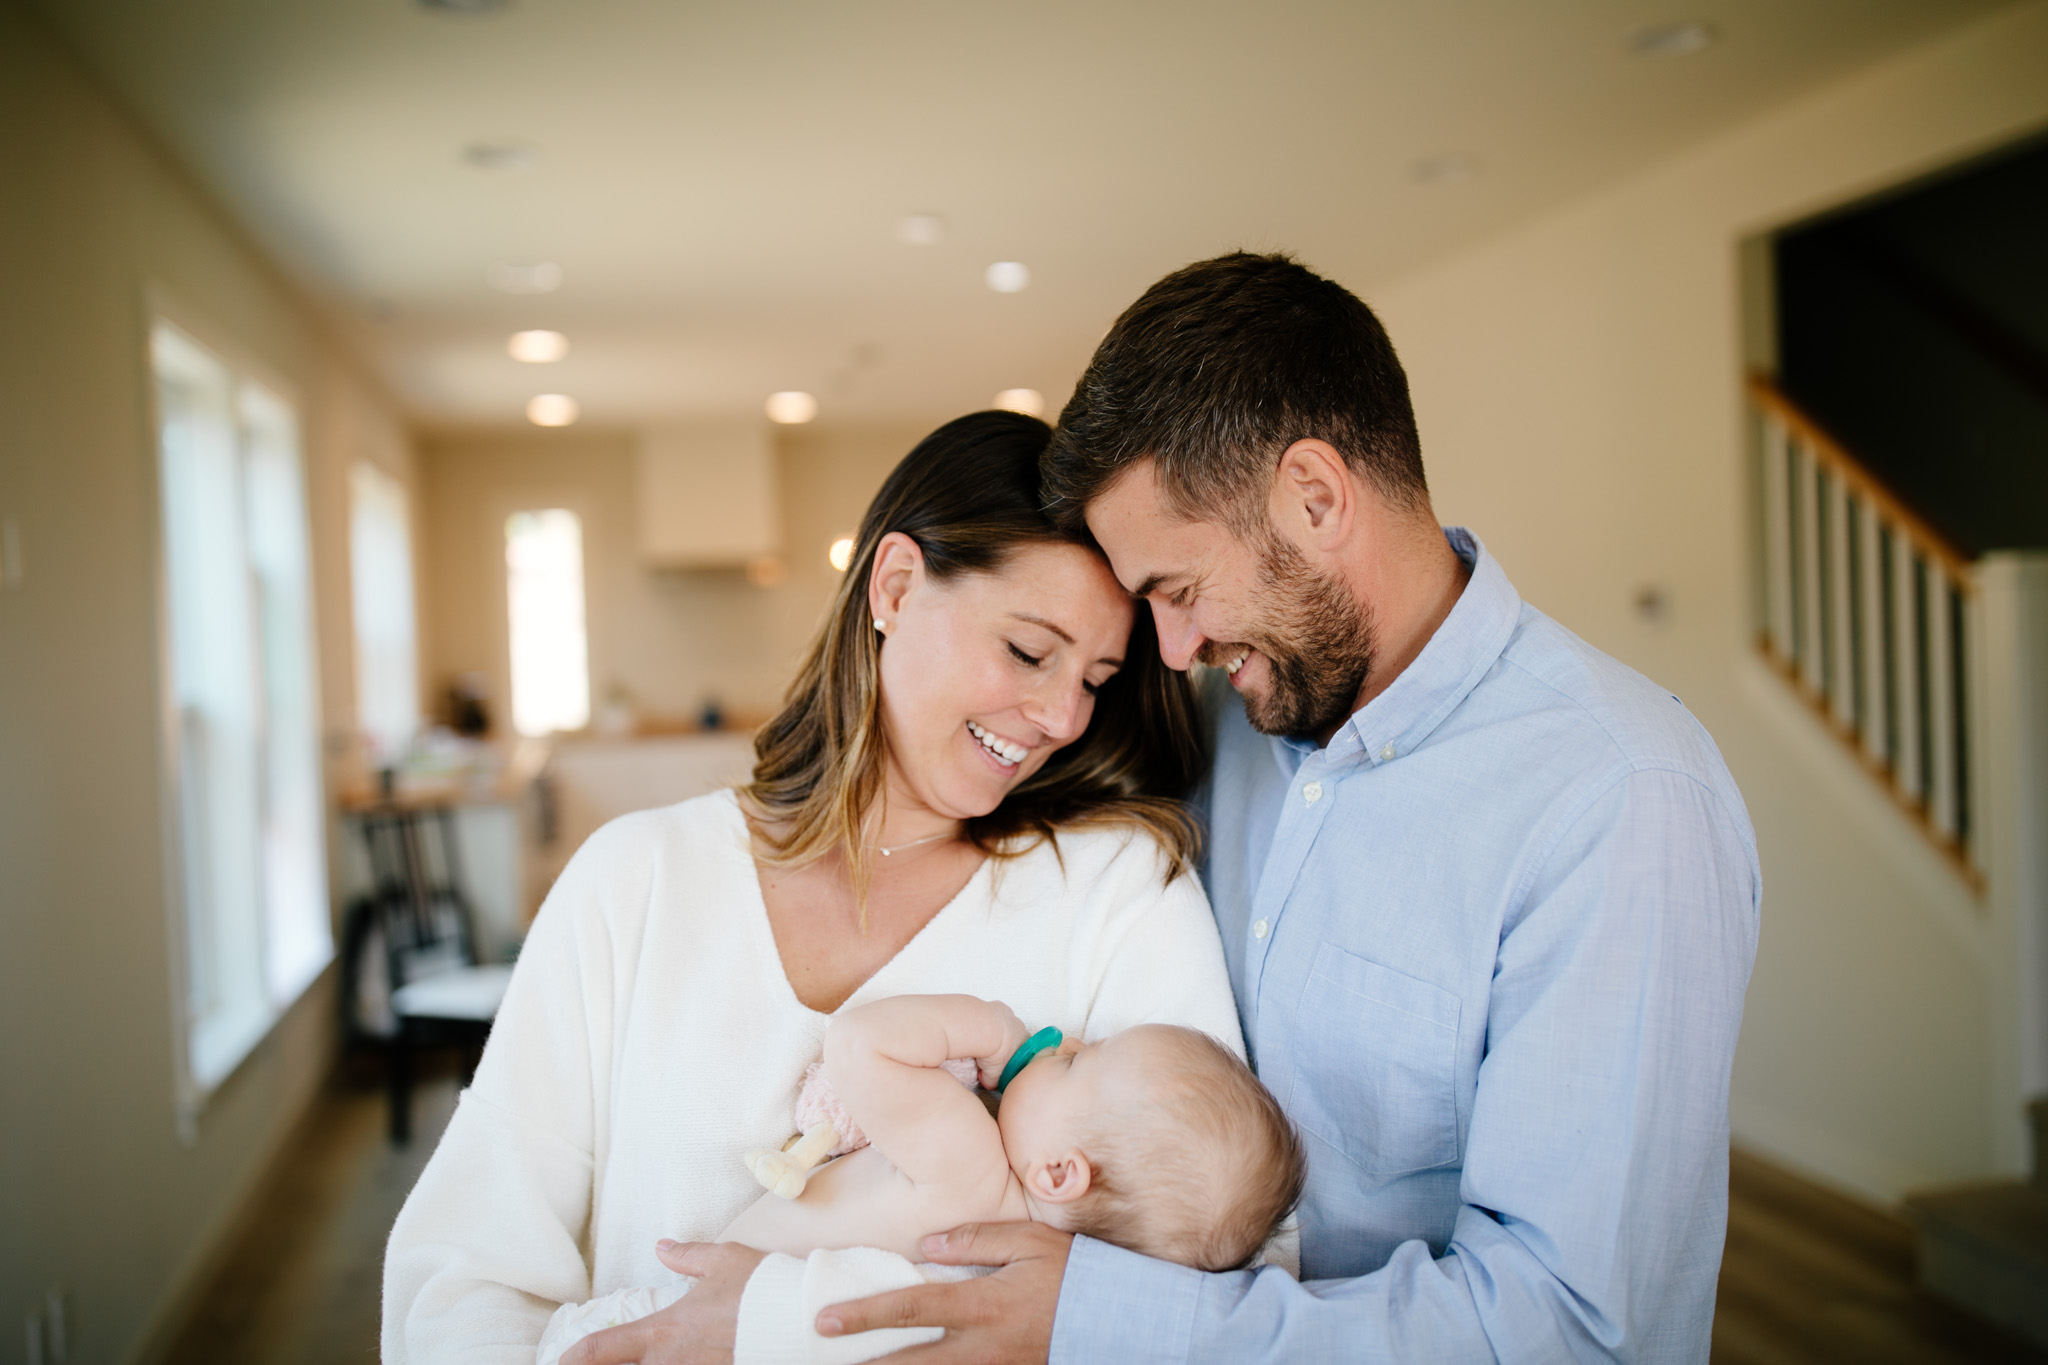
xmin=0 ymin=4 xmax=414 ymax=1359
xmin=1369 ymin=1 xmax=2048 ymax=1200
xmin=417 ymin=422 xmax=929 ymax=732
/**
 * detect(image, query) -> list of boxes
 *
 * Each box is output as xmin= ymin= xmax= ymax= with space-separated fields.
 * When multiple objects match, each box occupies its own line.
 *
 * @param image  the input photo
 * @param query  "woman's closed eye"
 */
xmin=1008 ymin=640 xmax=1108 ymax=693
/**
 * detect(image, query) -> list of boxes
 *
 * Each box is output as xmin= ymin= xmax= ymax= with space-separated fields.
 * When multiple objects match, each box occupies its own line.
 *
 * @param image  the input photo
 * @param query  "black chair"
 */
xmin=339 ymin=800 xmax=513 ymax=1144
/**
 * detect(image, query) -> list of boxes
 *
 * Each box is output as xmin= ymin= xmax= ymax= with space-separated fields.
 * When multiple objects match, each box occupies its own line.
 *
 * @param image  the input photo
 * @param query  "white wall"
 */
xmin=1369 ymin=1 xmax=2048 ymax=1199
xmin=0 ymin=4 xmax=415 ymax=1359
xmin=417 ymin=422 xmax=929 ymax=731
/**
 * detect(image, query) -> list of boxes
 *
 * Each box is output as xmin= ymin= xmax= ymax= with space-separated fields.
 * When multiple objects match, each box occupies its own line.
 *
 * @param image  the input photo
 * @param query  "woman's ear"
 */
xmin=1026 ymin=1151 xmax=1093 ymax=1205
xmin=868 ymin=531 xmax=924 ymax=630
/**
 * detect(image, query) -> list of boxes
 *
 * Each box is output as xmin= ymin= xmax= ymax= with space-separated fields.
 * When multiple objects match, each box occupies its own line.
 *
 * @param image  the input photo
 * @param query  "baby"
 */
xmin=539 ymin=994 xmax=1304 ymax=1363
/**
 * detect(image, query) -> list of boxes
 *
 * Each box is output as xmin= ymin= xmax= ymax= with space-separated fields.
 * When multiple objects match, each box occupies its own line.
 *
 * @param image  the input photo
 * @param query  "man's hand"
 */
xmin=564 ymin=1240 xmax=767 ymax=1365
xmin=817 ymin=1221 xmax=1071 ymax=1364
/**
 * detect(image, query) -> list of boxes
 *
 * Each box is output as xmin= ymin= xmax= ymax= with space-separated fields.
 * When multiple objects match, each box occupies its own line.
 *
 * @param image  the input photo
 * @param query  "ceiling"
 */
xmin=34 ymin=0 xmax=2019 ymax=429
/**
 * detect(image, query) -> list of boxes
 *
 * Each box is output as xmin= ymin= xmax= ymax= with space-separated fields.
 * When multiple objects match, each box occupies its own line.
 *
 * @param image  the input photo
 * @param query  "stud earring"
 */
xmin=875 ymin=619 xmax=888 ymax=635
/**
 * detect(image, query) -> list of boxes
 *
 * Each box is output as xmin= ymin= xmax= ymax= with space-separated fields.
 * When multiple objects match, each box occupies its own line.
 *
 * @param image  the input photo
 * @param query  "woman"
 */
xmin=382 ymin=412 xmax=1240 ymax=1362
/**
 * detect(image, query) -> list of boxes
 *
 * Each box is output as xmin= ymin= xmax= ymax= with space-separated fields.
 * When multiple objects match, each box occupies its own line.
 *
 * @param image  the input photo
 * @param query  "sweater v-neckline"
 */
xmin=721 ymin=791 xmax=996 ymax=1023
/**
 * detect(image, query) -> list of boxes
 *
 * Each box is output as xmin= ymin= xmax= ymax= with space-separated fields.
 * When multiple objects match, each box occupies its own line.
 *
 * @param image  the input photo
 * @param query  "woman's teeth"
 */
xmin=966 ymin=721 xmax=1027 ymax=766
xmin=1225 ymin=651 xmax=1249 ymax=676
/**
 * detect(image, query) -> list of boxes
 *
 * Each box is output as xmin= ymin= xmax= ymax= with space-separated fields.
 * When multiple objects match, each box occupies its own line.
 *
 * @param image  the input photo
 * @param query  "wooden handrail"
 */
xmin=1752 ymin=633 xmax=1984 ymax=893
xmin=1746 ymin=372 xmax=1977 ymax=584
xmin=1746 ymin=368 xmax=1984 ymax=891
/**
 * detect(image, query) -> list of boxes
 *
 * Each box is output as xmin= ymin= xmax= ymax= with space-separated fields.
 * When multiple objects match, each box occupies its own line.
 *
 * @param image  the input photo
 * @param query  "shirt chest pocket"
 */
xmin=1285 ymin=943 xmax=1463 ymax=1176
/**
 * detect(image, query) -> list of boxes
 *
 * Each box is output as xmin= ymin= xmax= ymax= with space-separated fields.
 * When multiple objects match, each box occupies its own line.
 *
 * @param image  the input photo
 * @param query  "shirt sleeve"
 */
xmin=381 ymin=821 xmax=635 ymax=1364
xmin=1050 ymin=767 xmax=1759 ymax=1364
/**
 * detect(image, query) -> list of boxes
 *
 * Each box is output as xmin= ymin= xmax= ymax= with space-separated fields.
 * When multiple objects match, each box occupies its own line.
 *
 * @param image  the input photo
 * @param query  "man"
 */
xmin=662 ymin=252 xmax=1759 ymax=1363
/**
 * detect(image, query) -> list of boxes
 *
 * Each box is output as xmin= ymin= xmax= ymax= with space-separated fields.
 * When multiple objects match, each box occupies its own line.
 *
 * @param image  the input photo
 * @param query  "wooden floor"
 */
xmin=1714 ymin=1149 xmax=2047 ymax=1364
xmin=162 ymin=1057 xmax=457 ymax=1365
xmin=165 ymin=1077 xmax=2047 ymax=1363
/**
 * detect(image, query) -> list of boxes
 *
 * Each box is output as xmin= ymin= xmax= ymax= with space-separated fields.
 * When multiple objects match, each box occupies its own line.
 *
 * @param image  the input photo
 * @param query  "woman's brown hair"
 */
xmin=742 ymin=410 xmax=1205 ymax=913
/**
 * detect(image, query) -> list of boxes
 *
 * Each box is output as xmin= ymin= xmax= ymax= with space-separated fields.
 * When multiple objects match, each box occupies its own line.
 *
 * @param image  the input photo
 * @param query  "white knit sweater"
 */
xmin=381 ymin=790 xmax=1241 ymax=1363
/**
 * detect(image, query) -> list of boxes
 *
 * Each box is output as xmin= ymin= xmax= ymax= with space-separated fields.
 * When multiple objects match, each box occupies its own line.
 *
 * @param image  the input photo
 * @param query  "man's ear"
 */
xmin=1026 ymin=1151 xmax=1094 ymax=1205
xmin=1269 ymin=439 xmax=1355 ymax=550
xmin=868 ymin=531 xmax=924 ymax=626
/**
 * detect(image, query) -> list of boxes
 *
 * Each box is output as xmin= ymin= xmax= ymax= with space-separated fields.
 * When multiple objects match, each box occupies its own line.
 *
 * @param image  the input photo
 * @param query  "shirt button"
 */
xmin=1379 ymin=743 xmax=1396 ymax=762
xmin=1253 ymin=918 xmax=1269 ymax=939
xmin=1302 ymin=782 xmax=1323 ymax=805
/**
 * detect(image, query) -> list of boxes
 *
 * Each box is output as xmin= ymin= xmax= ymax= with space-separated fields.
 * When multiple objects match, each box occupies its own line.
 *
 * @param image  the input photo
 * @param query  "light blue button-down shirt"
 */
xmin=1051 ymin=529 xmax=1760 ymax=1363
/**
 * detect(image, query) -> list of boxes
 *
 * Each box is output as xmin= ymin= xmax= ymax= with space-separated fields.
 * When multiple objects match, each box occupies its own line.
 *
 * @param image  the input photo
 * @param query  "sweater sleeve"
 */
xmin=381 ymin=819 xmax=637 ymax=1364
xmin=732 ymin=831 xmax=1241 ymax=1357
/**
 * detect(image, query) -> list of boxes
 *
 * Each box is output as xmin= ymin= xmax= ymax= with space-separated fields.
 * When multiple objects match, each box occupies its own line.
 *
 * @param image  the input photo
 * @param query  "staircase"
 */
xmin=1750 ymin=135 xmax=2048 ymax=1346
xmin=1749 ymin=374 xmax=1984 ymax=887
xmin=1747 ymin=377 xmax=2048 ymax=1345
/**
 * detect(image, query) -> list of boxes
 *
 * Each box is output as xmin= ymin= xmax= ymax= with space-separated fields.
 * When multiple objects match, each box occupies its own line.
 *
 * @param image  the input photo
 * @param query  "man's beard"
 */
xmin=1206 ymin=528 xmax=1377 ymax=738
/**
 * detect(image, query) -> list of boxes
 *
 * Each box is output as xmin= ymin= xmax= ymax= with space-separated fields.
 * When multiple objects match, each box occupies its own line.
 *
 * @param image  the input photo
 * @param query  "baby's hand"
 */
xmin=974 ymin=1002 xmax=1032 ymax=1090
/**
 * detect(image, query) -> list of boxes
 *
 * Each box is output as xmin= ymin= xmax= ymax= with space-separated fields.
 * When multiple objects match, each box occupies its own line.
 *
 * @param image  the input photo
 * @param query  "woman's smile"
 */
xmin=966 ymin=720 xmax=1030 ymax=769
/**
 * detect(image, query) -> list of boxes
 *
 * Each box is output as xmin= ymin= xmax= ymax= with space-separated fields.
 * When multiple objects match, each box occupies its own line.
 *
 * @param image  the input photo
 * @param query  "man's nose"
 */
xmin=1151 ymin=602 xmax=1204 ymax=672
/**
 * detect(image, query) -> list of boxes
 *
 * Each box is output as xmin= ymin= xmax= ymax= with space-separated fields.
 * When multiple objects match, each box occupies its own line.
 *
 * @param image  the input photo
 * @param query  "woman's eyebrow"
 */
xmin=1007 ymin=612 xmax=1123 ymax=669
xmin=1007 ymin=611 xmax=1075 ymax=644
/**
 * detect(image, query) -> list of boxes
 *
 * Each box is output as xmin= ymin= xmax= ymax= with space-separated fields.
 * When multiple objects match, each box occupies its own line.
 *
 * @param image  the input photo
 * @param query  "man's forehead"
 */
xmin=1088 ymin=461 xmax=1197 ymax=538
xmin=1086 ymin=467 xmax=1222 ymax=592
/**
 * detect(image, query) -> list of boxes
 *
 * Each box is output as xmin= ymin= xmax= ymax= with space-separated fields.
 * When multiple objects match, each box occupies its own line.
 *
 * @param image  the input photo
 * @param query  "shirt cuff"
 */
xmin=1051 ymin=1236 xmax=1204 ymax=1365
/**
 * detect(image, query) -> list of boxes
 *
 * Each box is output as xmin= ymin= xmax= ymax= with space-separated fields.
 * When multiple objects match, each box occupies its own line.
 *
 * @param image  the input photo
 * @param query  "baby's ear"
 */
xmin=1028 ymin=1151 xmax=1093 ymax=1205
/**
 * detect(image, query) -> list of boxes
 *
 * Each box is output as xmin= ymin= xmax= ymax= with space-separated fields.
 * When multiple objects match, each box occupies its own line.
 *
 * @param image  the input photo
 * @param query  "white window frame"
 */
xmin=147 ymin=300 xmax=331 ymax=1139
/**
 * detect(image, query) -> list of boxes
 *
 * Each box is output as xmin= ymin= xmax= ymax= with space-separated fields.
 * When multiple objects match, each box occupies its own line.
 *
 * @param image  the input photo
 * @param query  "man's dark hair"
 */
xmin=1043 ymin=251 xmax=1427 ymax=535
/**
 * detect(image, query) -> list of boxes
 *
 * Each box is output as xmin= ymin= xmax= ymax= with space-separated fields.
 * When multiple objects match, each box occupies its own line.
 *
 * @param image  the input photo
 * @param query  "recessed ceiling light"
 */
xmin=827 ymin=536 xmax=856 ymax=572
xmin=1411 ymin=153 xmax=1481 ymax=185
xmin=765 ymin=391 xmax=819 ymax=424
xmin=897 ymin=214 xmax=946 ymax=246
xmin=1629 ymin=19 xmax=1719 ymax=57
xmin=993 ymin=389 xmax=1044 ymax=417
xmin=462 ymin=140 xmax=536 ymax=171
xmin=508 ymin=329 xmax=568 ymax=363
xmin=985 ymin=261 xmax=1030 ymax=294
xmin=488 ymin=260 xmax=563 ymax=294
xmin=526 ymin=394 xmax=579 ymax=427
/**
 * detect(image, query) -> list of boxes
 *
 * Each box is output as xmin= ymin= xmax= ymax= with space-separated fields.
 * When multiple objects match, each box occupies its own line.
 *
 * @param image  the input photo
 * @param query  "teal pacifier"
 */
xmin=995 ymin=1026 xmax=1064 ymax=1093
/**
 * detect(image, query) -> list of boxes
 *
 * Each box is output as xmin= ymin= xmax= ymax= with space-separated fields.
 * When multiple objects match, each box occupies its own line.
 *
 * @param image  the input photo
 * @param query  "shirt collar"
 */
xmin=1277 ymin=527 xmax=1523 ymax=771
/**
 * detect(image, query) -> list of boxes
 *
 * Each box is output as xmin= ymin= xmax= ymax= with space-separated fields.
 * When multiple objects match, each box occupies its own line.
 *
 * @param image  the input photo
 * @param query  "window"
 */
xmin=506 ymin=509 xmax=590 ymax=736
xmin=152 ymin=320 xmax=330 ymax=1118
xmin=349 ymin=461 xmax=420 ymax=764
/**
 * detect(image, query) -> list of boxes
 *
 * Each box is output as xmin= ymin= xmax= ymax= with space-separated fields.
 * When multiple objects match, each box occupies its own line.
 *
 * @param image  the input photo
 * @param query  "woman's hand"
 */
xmin=563 ymin=1240 xmax=767 ymax=1365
